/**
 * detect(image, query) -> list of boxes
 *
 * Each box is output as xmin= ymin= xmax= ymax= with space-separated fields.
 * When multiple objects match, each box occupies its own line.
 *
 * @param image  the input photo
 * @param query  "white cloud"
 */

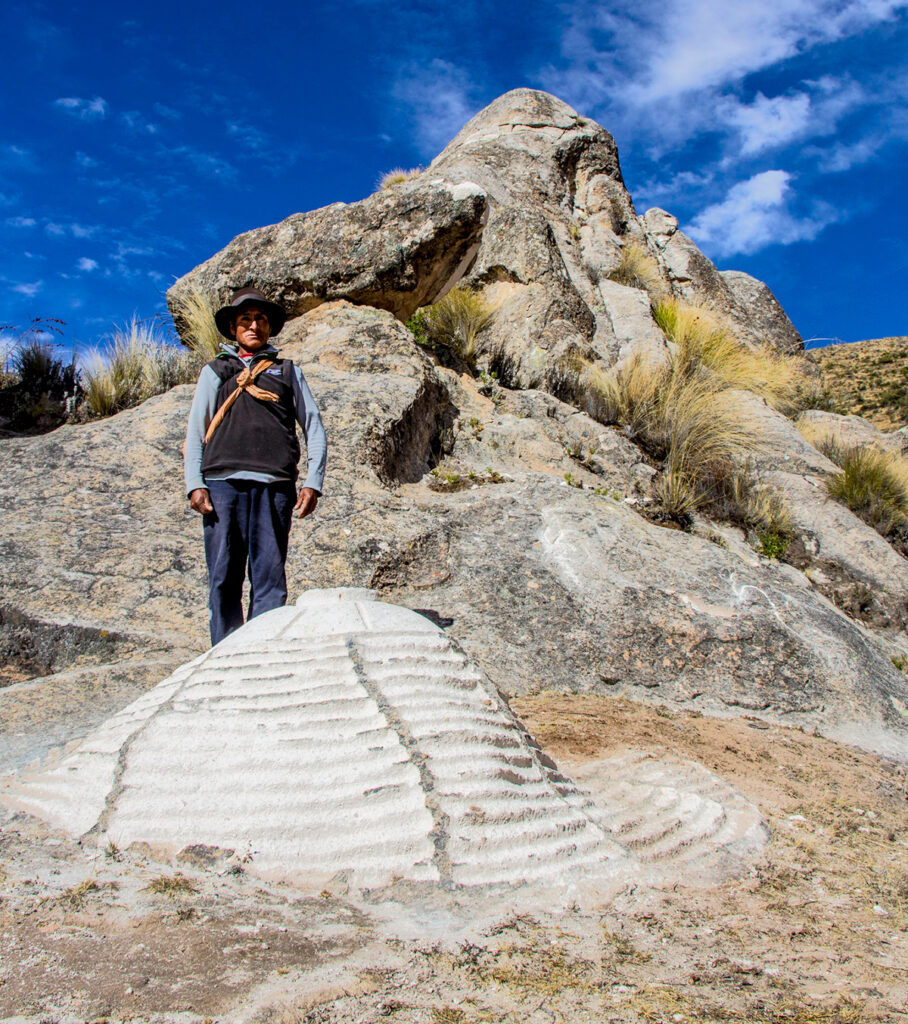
xmin=392 ymin=59 xmax=478 ymax=156
xmin=43 ymin=221 xmax=99 ymax=238
xmin=810 ymin=134 xmax=888 ymax=171
xmin=541 ymin=0 xmax=905 ymax=157
xmin=12 ymin=281 xmax=43 ymax=297
xmin=54 ymin=96 xmax=109 ymax=120
xmin=121 ymin=111 xmax=158 ymax=134
xmin=76 ymin=151 xmax=98 ymax=168
xmin=635 ymin=170 xmax=717 ymax=208
xmin=687 ymin=170 xmax=839 ymax=256
xmin=76 ymin=257 xmax=98 ymax=271
xmin=720 ymin=92 xmax=812 ymax=155
xmin=6 ymin=216 xmax=36 ymax=227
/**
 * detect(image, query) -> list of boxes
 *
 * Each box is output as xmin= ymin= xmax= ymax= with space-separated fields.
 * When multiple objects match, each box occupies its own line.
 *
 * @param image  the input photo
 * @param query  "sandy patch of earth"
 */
xmin=0 ymin=695 xmax=906 ymax=1023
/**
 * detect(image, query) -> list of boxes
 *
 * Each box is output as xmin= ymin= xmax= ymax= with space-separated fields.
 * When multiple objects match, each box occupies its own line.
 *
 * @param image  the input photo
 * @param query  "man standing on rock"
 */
xmin=183 ymin=287 xmax=327 ymax=646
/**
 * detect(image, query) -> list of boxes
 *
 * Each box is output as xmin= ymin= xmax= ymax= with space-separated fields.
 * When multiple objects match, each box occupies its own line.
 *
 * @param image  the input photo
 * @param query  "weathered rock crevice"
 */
xmin=361 ymin=373 xmax=454 ymax=485
xmin=0 ymin=607 xmax=148 ymax=688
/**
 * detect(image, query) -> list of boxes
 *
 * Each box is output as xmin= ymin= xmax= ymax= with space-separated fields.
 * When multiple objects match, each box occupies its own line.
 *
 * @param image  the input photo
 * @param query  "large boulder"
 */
xmin=167 ymin=178 xmax=489 ymax=325
xmin=797 ymin=409 xmax=908 ymax=456
xmin=427 ymin=89 xmax=660 ymax=382
xmin=721 ymin=271 xmax=804 ymax=353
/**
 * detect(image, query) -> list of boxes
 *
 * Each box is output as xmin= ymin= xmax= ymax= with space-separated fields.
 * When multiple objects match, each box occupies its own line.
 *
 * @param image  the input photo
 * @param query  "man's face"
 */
xmin=231 ymin=305 xmax=271 ymax=352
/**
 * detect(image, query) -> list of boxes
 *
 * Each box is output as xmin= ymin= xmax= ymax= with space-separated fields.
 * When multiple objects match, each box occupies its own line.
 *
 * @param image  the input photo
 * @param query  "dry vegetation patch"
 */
xmin=810 ymin=336 xmax=908 ymax=430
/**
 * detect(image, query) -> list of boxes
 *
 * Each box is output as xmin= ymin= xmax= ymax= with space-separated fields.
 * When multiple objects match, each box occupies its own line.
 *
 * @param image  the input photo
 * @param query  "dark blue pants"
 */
xmin=203 ymin=479 xmax=296 ymax=646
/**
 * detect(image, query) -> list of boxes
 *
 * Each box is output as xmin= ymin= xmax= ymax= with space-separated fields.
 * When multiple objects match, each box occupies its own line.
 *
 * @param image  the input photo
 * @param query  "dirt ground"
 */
xmin=1 ymin=694 xmax=906 ymax=1024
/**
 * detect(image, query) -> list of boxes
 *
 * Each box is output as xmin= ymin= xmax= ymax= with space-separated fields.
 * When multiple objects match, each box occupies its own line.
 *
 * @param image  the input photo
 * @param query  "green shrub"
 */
xmin=10 ymin=338 xmax=78 ymax=399
xmin=825 ymin=446 xmax=908 ymax=539
xmin=0 ymin=319 xmax=79 ymax=434
xmin=796 ymin=422 xmax=908 ymax=545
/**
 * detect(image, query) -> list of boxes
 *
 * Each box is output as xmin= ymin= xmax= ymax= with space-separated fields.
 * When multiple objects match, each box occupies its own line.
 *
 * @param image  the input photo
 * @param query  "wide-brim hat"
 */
xmin=214 ymin=287 xmax=287 ymax=339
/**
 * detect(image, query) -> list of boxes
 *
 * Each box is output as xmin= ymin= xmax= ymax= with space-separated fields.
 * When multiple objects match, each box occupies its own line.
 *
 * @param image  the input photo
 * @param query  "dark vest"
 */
xmin=200 ymin=353 xmax=301 ymax=480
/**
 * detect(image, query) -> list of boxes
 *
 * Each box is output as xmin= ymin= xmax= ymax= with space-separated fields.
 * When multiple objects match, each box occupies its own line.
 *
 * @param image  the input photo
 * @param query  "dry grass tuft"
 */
xmin=586 ymin=355 xmax=755 ymax=518
xmin=654 ymin=297 xmax=806 ymax=414
xmin=169 ymin=288 xmax=222 ymax=361
xmin=826 ymin=446 xmax=908 ymax=537
xmin=407 ymin=286 xmax=496 ymax=370
xmin=379 ymin=167 xmax=422 ymax=189
xmin=607 ymin=242 xmax=664 ymax=294
xmin=81 ymin=317 xmax=202 ymax=418
xmin=144 ymin=872 xmax=198 ymax=897
xmin=574 ymin=299 xmax=804 ymax=526
xmin=795 ymin=420 xmax=908 ymax=547
xmin=58 ymin=879 xmax=99 ymax=907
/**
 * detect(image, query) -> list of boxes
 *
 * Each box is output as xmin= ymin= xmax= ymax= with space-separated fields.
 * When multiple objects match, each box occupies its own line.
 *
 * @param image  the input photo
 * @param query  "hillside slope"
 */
xmin=812 ymin=336 xmax=908 ymax=430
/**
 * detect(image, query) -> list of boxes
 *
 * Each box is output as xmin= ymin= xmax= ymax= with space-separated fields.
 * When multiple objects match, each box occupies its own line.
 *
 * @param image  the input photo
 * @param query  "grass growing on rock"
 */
xmin=584 ymin=354 xmax=754 ymax=519
xmin=407 ymin=286 xmax=496 ymax=370
xmin=169 ymin=288 xmax=222 ymax=361
xmin=796 ymin=419 xmax=908 ymax=551
xmin=606 ymin=242 xmax=664 ymax=294
xmin=653 ymin=297 xmax=805 ymax=414
xmin=81 ymin=317 xmax=202 ymax=418
xmin=379 ymin=167 xmax=421 ymax=189
xmin=570 ymin=299 xmax=803 ymax=527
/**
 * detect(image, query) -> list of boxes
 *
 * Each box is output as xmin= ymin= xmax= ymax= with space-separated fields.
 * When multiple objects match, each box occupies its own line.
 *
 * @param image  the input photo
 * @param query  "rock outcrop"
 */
xmin=168 ymin=179 xmax=489 ymax=323
xmin=721 ymin=270 xmax=804 ymax=352
xmin=1 ymin=88 xmax=906 ymax=777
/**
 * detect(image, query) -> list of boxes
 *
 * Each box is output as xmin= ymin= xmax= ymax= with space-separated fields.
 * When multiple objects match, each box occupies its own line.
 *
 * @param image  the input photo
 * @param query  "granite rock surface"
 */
xmin=2 ymin=90 xmax=907 ymax=777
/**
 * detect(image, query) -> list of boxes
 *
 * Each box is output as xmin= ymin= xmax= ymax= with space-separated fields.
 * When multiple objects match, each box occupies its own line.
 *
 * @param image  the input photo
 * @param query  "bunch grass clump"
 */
xmin=606 ymin=243 xmax=664 ymax=294
xmin=169 ymin=289 xmax=222 ymax=361
xmin=585 ymin=355 xmax=755 ymax=518
xmin=795 ymin=420 xmax=908 ymax=546
xmin=407 ymin=286 xmax=496 ymax=370
xmin=653 ymin=297 xmax=805 ymax=414
xmin=578 ymin=299 xmax=805 ymax=525
xmin=81 ymin=317 xmax=201 ymax=418
xmin=827 ymin=446 xmax=908 ymax=538
xmin=379 ymin=167 xmax=422 ymax=189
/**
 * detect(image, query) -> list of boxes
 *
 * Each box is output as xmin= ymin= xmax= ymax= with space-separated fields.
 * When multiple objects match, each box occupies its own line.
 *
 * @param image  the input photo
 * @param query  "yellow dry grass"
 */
xmin=413 ymin=285 xmax=497 ymax=369
xmin=654 ymin=297 xmax=806 ymax=414
xmin=81 ymin=317 xmax=201 ymax=418
xmin=143 ymin=872 xmax=198 ymax=897
xmin=379 ymin=167 xmax=422 ymax=189
xmin=585 ymin=354 xmax=756 ymax=517
xmin=169 ymin=288 xmax=222 ymax=361
xmin=607 ymin=242 xmax=664 ymax=294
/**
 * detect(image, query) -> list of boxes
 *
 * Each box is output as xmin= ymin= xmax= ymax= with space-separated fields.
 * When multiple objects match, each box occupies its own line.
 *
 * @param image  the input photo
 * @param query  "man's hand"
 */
xmin=294 ymin=486 xmax=319 ymax=519
xmin=189 ymin=488 xmax=213 ymax=515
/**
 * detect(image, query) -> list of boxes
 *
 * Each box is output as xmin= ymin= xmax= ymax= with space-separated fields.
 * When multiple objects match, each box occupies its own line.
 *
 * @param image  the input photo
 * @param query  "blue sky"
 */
xmin=1 ymin=0 xmax=906 ymax=359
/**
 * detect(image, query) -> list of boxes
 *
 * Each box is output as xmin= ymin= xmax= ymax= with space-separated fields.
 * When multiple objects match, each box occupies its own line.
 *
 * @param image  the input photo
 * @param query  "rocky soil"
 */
xmin=1 ymin=698 xmax=906 ymax=1023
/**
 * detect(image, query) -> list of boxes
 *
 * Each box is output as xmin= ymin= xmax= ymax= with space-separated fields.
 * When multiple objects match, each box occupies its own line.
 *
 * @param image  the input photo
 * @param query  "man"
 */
xmin=183 ymin=287 xmax=327 ymax=646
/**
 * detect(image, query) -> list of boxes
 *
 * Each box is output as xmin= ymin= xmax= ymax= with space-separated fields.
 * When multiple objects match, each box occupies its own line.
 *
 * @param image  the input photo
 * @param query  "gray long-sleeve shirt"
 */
xmin=183 ymin=344 xmax=327 ymax=497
